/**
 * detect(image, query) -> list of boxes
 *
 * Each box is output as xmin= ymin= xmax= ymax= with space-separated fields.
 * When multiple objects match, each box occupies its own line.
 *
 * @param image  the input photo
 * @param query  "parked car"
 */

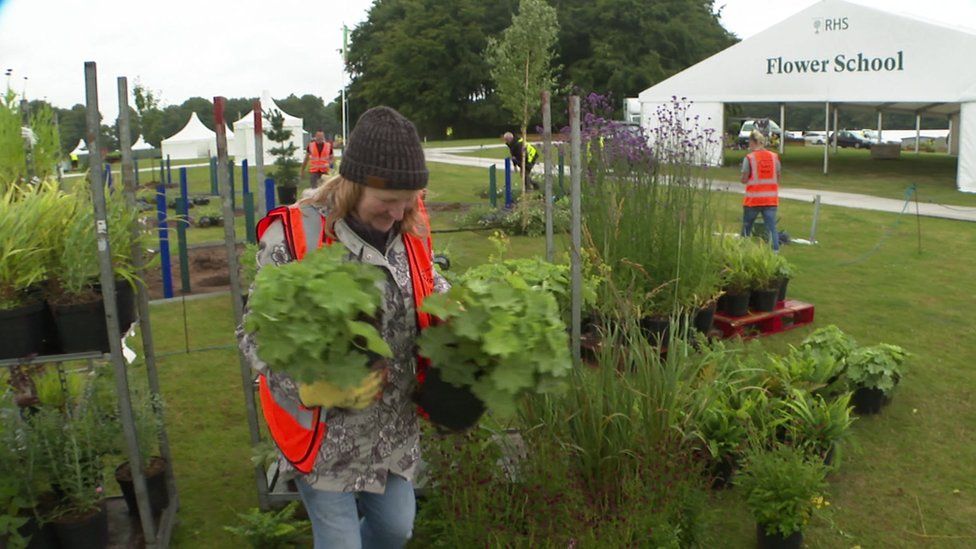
xmin=858 ymin=129 xmax=900 ymax=145
xmin=803 ymin=131 xmax=827 ymax=145
xmin=829 ymin=130 xmax=874 ymax=149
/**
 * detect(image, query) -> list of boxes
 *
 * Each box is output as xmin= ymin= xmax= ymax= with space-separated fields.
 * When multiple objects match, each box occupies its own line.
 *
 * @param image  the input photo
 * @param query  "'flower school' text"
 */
xmin=766 ymin=51 xmax=904 ymax=75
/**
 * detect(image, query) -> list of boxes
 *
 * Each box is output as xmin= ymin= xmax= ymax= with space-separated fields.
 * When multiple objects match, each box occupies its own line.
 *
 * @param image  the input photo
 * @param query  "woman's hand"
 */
xmin=298 ymin=364 xmax=387 ymax=410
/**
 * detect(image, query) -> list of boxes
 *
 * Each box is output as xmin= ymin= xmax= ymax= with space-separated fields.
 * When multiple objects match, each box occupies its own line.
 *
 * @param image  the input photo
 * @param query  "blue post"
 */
xmin=488 ymin=165 xmax=497 ymax=208
xmin=159 ymin=157 xmax=164 ymax=183
xmin=504 ymin=157 xmax=513 ymax=209
xmin=133 ymin=157 xmax=139 ymax=186
xmin=104 ymin=164 xmax=112 ymax=189
xmin=155 ymin=183 xmax=174 ymax=298
xmin=265 ymin=178 xmax=276 ymax=210
xmin=209 ymin=156 xmax=218 ymax=195
xmin=241 ymin=159 xmax=250 ymax=194
xmin=166 ymin=155 xmax=172 ymax=186
xmin=229 ymin=159 xmax=236 ymax=211
xmin=177 ymin=168 xmax=191 ymax=293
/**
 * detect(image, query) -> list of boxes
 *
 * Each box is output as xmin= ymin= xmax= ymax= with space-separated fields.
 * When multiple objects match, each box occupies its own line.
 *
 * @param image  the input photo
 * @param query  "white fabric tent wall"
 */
xmin=641 ymin=101 xmax=724 ymax=166
xmin=233 ymin=91 xmax=304 ymax=165
xmin=161 ymin=113 xmax=217 ymax=160
xmin=637 ymin=0 xmax=976 ymax=192
xmin=958 ymin=103 xmax=976 ymax=192
xmin=69 ymin=139 xmax=88 ymax=156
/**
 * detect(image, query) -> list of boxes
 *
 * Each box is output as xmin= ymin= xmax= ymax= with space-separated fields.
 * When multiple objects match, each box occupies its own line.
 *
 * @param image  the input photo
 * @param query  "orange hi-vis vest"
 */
xmin=743 ymin=149 xmax=780 ymax=207
xmin=253 ymin=201 xmax=435 ymax=474
xmin=307 ymin=142 xmax=332 ymax=174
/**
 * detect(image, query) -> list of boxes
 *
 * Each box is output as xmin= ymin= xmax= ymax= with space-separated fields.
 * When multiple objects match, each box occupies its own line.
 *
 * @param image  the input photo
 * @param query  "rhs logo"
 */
xmin=813 ymin=16 xmax=849 ymax=34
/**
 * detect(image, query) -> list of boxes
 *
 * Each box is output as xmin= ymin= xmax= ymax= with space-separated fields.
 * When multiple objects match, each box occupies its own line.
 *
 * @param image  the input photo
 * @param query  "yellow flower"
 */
xmin=810 ymin=495 xmax=830 ymax=509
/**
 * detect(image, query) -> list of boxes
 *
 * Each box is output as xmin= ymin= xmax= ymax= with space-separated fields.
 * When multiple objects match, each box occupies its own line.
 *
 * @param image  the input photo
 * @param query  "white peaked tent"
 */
xmin=638 ymin=0 xmax=976 ymax=192
xmin=132 ymin=135 xmax=154 ymax=151
xmin=69 ymin=138 xmax=88 ymax=157
xmin=232 ymin=91 xmax=305 ymax=165
xmin=161 ymin=113 xmax=217 ymax=160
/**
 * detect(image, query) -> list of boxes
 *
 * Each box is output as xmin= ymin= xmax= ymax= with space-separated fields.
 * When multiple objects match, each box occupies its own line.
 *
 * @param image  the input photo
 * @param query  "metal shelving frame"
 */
xmin=7 ymin=63 xmax=180 ymax=548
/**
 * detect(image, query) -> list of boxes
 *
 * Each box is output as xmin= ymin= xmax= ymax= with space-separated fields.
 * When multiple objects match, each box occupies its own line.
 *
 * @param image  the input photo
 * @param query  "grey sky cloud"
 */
xmin=1 ymin=0 xmax=973 ymax=122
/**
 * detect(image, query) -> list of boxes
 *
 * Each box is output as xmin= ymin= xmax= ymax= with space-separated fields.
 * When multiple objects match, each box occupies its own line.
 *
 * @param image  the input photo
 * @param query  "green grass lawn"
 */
xmin=138 ymin=160 xmax=976 ymax=546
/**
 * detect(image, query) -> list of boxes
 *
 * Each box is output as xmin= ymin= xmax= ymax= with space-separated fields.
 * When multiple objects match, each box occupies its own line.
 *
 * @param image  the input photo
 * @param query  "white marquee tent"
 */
xmin=161 ymin=113 xmax=217 ymax=160
xmin=132 ymin=135 xmax=154 ymax=151
xmin=233 ymin=91 xmax=305 ymax=165
xmin=638 ymin=0 xmax=976 ymax=192
xmin=69 ymin=138 xmax=88 ymax=157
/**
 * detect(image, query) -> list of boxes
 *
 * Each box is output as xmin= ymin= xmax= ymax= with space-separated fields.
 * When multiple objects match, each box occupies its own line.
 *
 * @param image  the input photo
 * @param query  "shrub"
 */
xmin=223 ymin=502 xmax=310 ymax=548
xmin=736 ymin=446 xmax=828 ymax=538
xmin=845 ymin=343 xmax=909 ymax=396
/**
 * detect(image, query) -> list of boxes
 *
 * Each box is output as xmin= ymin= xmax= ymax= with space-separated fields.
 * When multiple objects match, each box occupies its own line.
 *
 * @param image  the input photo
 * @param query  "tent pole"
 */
xmin=779 ymin=103 xmax=785 ymax=154
xmin=915 ymin=113 xmax=921 ymax=155
xmin=823 ymin=102 xmax=830 ymax=175
xmin=832 ymin=106 xmax=839 ymax=154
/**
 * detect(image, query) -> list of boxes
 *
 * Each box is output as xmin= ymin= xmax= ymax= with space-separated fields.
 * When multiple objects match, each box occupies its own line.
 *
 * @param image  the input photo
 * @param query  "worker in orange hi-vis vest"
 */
xmin=302 ymin=130 xmax=334 ymax=188
xmin=740 ymin=129 xmax=782 ymax=251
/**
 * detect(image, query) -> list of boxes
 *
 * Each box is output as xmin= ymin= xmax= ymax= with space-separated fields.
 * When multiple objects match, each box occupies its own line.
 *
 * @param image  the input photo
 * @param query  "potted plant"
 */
xmin=223 ymin=501 xmax=311 ymax=548
xmin=845 ymin=343 xmax=909 ymax=414
xmin=800 ymin=325 xmax=858 ymax=366
xmin=694 ymin=394 xmax=749 ymax=489
xmin=736 ymin=446 xmax=829 ymax=549
xmin=114 ymin=390 xmax=170 ymax=518
xmin=0 ymin=401 xmax=41 ymax=549
xmin=0 ymin=182 xmax=64 ymax=359
xmin=743 ymin=239 xmax=780 ymax=312
xmin=779 ymin=389 xmax=855 ymax=465
xmin=416 ymin=273 xmax=573 ymax=431
xmin=772 ymin=254 xmax=795 ymax=303
xmin=264 ymin=109 xmax=300 ymax=205
xmin=717 ymin=237 xmax=752 ymax=317
xmin=245 ymin=245 xmax=392 ymax=389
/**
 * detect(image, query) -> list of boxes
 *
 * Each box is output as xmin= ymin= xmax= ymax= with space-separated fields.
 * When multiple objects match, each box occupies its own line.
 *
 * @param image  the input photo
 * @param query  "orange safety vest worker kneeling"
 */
xmin=743 ymin=149 xmax=780 ymax=207
xmin=253 ymin=201 xmax=435 ymax=474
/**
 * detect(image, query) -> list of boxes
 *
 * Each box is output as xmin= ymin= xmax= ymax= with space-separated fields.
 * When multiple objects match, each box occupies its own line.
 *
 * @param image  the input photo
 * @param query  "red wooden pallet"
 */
xmin=712 ymin=299 xmax=815 ymax=339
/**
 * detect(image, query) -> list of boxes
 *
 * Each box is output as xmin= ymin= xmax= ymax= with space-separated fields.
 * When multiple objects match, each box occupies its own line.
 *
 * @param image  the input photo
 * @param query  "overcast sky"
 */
xmin=2 ymin=0 xmax=975 ymax=120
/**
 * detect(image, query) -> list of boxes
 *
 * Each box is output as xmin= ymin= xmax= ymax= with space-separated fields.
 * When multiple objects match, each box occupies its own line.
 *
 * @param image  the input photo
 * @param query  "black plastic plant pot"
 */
xmin=852 ymin=387 xmax=889 ymax=415
xmin=640 ymin=316 xmax=670 ymax=345
xmin=756 ymin=523 xmax=803 ymax=549
xmin=719 ymin=290 xmax=751 ymax=317
xmin=413 ymin=368 xmax=485 ymax=432
xmin=277 ymin=186 xmax=298 ymax=205
xmin=750 ymin=288 xmax=779 ymax=313
xmin=52 ymin=501 xmax=108 ymax=549
xmin=17 ymin=512 xmax=60 ymax=549
xmin=115 ymin=279 xmax=136 ymax=334
xmin=777 ymin=277 xmax=790 ymax=303
xmin=52 ymin=297 xmax=110 ymax=354
xmin=694 ymin=301 xmax=718 ymax=334
xmin=0 ymin=299 xmax=46 ymax=359
xmin=115 ymin=457 xmax=170 ymax=517
xmin=710 ymin=456 xmax=737 ymax=490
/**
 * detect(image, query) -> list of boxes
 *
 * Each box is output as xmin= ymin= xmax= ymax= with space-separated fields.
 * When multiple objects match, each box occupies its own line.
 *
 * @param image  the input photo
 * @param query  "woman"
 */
xmin=239 ymin=106 xmax=449 ymax=548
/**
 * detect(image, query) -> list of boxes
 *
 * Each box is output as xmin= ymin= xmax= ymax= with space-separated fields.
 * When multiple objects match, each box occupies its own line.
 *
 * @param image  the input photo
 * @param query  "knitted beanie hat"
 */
xmin=339 ymin=106 xmax=428 ymax=190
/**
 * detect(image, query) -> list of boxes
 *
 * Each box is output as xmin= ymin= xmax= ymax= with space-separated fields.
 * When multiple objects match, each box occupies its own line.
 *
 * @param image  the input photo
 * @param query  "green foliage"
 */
xmin=845 ymin=343 xmax=909 ymax=395
xmin=265 ymin=110 xmax=300 ymax=189
xmin=459 ymin=254 xmax=599 ymax=325
xmin=246 ymin=245 xmax=391 ymax=388
xmin=133 ymin=82 xmax=165 ymax=148
xmin=0 ymin=182 xmax=65 ymax=308
xmin=0 ymin=88 xmax=28 ymax=186
xmin=223 ymin=501 xmax=310 ymax=548
xmin=28 ymin=103 xmax=62 ymax=181
xmin=718 ymin=236 xmax=752 ymax=293
xmin=741 ymin=237 xmax=780 ymax=290
xmin=800 ymin=325 xmax=858 ymax=365
xmin=780 ymin=390 xmax=855 ymax=459
xmin=456 ymin=196 xmax=570 ymax=237
xmin=736 ymin=446 xmax=828 ymax=538
xmin=418 ymin=272 xmax=572 ymax=418
xmin=0 ymin=402 xmax=34 ymax=549
xmin=486 ymin=0 xmax=559 ymax=191
xmin=240 ymin=243 xmax=259 ymax=291
xmin=763 ymin=345 xmax=847 ymax=398
xmin=773 ymin=252 xmax=796 ymax=280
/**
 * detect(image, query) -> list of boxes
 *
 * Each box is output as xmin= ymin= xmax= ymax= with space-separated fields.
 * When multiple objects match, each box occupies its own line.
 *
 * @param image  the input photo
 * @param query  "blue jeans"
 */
xmin=742 ymin=206 xmax=780 ymax=251
xmin=296 ymin=474 xmax=415 ymax=549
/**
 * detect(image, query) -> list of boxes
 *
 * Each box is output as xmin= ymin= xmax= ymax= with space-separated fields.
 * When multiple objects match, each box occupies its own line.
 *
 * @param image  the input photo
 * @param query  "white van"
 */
xmin=737 ymin=119 xmax=782 ymax=148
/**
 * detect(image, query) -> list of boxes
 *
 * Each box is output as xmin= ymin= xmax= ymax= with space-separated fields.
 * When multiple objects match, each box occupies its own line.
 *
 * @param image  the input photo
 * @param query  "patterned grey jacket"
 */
xmin=237 ymin=204 xmax=449 ymax=494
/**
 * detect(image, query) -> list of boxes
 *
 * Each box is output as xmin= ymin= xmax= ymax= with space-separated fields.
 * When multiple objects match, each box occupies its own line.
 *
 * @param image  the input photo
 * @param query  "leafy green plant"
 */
xmin=736 ymin=446 xmax=828 ymax=538
xmin=455 ymin=196 xmax=570 ymax=237
xmin=0 ymin=181 xmax=68 ymax=309
xmin=773 ymin=253 xmax=796 ymax=281
xmin=845 ymin=343 xmax=909 ymax=396
xmin=801 ymin=325 xmax=858 ymax=365
xmin=459 ymin=255 xmax=600 ymax=325
xmin=718 ymin=236 xmax=752 ymax=293
xmin=43 ymin=188 xmax=100 ymax=304
xmin=240 ymin=242 xmax=259 ymax=292
xmin=742 ymin=237 xmax=779 ymax=290
xmin=0 ymin=402 xmax=34 ymax=549
xmin=245 ymin=245 xmax=391 ymax=388
xmin=763 ymin=346 xmax=847 ymax=398
xmin=780 ymin=390 xmax=855 ymax=460
xmin=418 ymin=272 xmax=573 ymax=418
xmin=265 ymin=110 xmax=299 ymax=189
xmin=223 ymin=501 xmax=310 ymax=548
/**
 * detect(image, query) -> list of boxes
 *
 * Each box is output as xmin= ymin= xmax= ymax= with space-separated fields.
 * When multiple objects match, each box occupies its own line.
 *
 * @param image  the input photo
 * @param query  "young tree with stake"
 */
xmin=486 ymin=0 xmax=559 ymax=193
